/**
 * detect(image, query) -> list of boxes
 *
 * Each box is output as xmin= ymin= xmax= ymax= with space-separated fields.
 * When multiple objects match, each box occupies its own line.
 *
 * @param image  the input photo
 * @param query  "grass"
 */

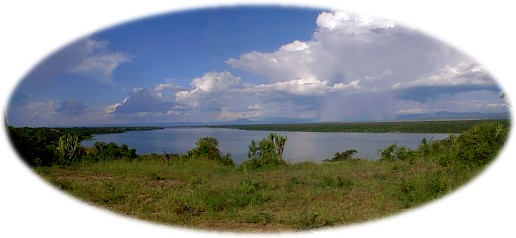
xmin=28 ymin=122 xmax=509 ymax=232
xmin=34 ymin=156 xmax=484 ymax=232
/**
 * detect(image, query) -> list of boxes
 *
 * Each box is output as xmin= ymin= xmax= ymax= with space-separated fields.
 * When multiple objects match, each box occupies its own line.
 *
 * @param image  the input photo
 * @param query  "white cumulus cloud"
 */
xmin=393 ymin=62 xmax=495 ymax=89
xmin=316 ymin=11 xmax=395 ymax=30
xmin=191 ymin=71 xmax=242 ymax=92
xmin=102 ymin=10 xmax=507 ymax=123
xmin=227 ymin=10 xmax=474 ymax=92
xmin=105 ymin=71 xmax=244 ymax=120
xmin=176 ymin=71 xmax=242 ymax=108
xmin=279 ymin=40 xmax=309 ymax=51
xmin=223 ymin=10 xmax=505 ymax=121
xmin=69 ymin=39 xmax=131 ymax=83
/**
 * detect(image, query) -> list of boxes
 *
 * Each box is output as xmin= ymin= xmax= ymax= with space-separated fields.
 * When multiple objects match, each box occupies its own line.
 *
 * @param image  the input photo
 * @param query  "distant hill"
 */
xmin=395 ymin=111 xmax=510 ymax=121
xmin=222 ymin=117 xmax=315 ymax=125
xmin=98 ymin=117 xmax=316 ymax=127
xmin=96 ymin=112 xmax=509 ymax=128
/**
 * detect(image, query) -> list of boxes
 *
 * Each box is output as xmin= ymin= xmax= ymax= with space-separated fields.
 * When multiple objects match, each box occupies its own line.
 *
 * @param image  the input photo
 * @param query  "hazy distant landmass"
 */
xmin=395 ymin=111 xmax=510 ymax=121
xmin=96 ymin=111 xmax=510 ymax=128
xmin=221 ymin=112 xmax=511 ymax=125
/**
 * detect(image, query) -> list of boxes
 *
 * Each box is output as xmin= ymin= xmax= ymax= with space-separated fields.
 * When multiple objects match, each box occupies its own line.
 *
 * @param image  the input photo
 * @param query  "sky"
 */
xmin=5 ymin=6 xmax=509 ymax=127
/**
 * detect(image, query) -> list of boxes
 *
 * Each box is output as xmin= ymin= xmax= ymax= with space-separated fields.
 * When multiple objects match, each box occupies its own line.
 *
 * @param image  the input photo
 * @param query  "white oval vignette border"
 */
xmin=0 ymin=1 xmax=514 ymax=238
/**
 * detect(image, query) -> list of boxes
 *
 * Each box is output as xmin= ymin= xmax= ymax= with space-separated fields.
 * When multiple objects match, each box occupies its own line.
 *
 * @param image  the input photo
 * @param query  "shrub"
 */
xmin=185 ymin=137 xmax=234 ymax=166
xmin=323 ymin=149 xmax=357 ymax=162
xmin=8 ymin=127 xmax=64 ymax=166
xmin=378 ymin=144 xmax=415 ymax=162
xmin=54 ymin=134 xmax=81 ymax=165
xmin=240 ymin=176 xmax=265 ymax=194
xmin=187 ymin=137 xmax=220 ymax=159
xmin=455 ymin=122 xmax=509 ymax=167
xmin=243 ymin=133 xmax=287 ymax=169
xmin=397 ymin=173 xmax=449 ymax=208
xmin=93 ymin=142 xmax=137 ymax=161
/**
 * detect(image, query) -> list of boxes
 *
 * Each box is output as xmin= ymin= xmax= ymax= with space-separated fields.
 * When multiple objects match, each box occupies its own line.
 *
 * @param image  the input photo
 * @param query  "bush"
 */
xmin=455 ymin=122 xmax=509 ymax=167
xmin=378 ymin=144 xmax=415 ymax=162
xmin=185 ymin=137 xmax=234 ymax=166
xmin=93 ymin=142 xmax=137 ymax=161
xmin=397 ymin=173 xmax=449 ymax=208
xmin=388 ymin=122 xmax=510 ymax=169
xmin=8 ymin=127 xmax=64 ymax=166
xmin=54 ymin=134 xmax=81 ymax=165
xmin=323 ymin=149 xmax=357 ymax=162
xmin=243 ymin=133 xmax=287 ymax=169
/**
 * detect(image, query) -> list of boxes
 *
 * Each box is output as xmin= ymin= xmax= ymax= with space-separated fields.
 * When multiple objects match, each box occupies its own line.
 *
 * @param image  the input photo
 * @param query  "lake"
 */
xmin=81 ymin=128 xmax=450 ymax=163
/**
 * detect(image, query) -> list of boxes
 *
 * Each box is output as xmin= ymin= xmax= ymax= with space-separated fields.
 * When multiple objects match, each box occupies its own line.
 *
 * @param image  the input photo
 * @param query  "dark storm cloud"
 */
xmin=55 ymin=98 xmax=89 ymax=116
xmin=397 ymin=84 xmax=501 ymax=103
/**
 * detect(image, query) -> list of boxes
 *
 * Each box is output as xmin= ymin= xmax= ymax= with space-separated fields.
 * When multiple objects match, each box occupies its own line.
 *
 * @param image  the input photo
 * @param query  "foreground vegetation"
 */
xmin=7 ymin=126 xmax=161 ymax=166
xmin=8 ymin=121 xmax=511 ymax=231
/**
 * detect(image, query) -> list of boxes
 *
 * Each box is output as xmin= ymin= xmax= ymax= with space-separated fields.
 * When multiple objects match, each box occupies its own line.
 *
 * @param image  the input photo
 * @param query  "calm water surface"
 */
xmin=81 ymin=128 xmax=450 ymax=163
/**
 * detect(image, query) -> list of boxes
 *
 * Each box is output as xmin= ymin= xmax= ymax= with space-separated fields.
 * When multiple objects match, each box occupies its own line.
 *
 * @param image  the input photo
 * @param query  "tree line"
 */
xmin=208 ymin=119 xmax=510 ymax=133
xmin=6 ymin=126 xmax=159 ymax=166
xmin=7 ymin=122 xmax=509 ymax=170
xmin=7 ymin=125 xmax=289 ymax=168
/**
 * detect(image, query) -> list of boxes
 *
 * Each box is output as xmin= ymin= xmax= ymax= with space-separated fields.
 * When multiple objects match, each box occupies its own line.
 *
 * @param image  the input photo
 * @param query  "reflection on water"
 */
xmin=81 ymin=128 xmax=449 ymax=163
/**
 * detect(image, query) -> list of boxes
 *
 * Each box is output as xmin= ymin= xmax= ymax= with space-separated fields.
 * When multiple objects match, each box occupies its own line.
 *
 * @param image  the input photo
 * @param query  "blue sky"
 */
xmin=6 ymin=6 xmax=509 ymax=126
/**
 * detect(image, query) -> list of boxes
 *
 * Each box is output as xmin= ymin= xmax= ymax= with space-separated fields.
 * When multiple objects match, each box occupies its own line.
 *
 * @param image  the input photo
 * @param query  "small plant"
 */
xmin=174 ymin=203 xmax=204 ymax=217
xmin=33 ymin=157 xmax=43 ymax=167
xmin=321 ymin=175 xmax=354 ymax=189
xmin=240 ymin=166 xmax=265 ymax=194
xmin=188 ymin=176 xmax=206 ymax=188
xmin=246 ymin=212 xmax=273 ymax=224
xmin=294 ymin=209 xmax=333 ymax=230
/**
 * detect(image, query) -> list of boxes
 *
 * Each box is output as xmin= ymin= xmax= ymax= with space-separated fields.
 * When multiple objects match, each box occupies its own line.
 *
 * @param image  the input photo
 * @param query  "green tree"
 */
xmin=244 ymin=133 xmax=288 ymax=168
xmin=378 ymin=144 xmax=415 ymax=162
xmin=93 ymin=142 xmax=137 ymax=161
xmin=186 ymin=137 xmax=234 ymax=166
xmin=269 ymin=133 xmax=288 ymax=160
xmin=8 ymin=127 xmax=64 ymax=166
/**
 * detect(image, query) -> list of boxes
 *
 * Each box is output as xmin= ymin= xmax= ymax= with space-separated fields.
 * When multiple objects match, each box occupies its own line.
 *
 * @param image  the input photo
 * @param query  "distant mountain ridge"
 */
xmin=96 ymin=112 xmax=509 ymax=127
xmin=232 ymin=117 xmax=315 ymax=124
xmin=98 ymin=117 xmax=316 ymax=127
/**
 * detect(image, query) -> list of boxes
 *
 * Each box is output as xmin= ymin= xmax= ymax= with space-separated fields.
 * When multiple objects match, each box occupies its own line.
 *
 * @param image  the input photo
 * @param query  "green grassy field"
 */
xmin=35 ymin=157 xmax=482 ymax=232
xmin=17 ymin=121 xmax=509 ymax=232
